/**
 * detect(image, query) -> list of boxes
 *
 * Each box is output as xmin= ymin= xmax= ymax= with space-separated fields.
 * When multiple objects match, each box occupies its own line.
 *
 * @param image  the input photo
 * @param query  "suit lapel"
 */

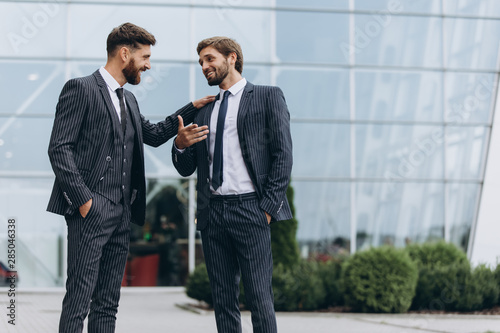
xmin=93 ymin=71 xmax=119 ymax=127
xmin=124 ymin=91 xmax=141 ymax=133
xmin=204 ymin=93 xmax=219 ymax=154
xmin=236 ymin=82 xmax=254 ymax=136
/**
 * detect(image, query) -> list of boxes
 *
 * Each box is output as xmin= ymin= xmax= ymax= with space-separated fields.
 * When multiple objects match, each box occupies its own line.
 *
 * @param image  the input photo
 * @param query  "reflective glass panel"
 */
xmin=0 ymin=2 xmax=66 ymax=57
xmin=0 ymin=177 xmax=66 ymax=287
xmin=356 ymin=124 xmax=444 ymax=179
xmin=195 ymin=0 xmax=273 ymax=7
xmin=356 ymin=70 xmax=443 ymax=121
xmin=0 ymin=61 xmax=65 ymax=115
xmin=355 ymin=0 xmax=441 ymax=14
xmin=69 ymin=5 xmax=190 ymax=61
xmin=446 ymin=126 xmax=488 ymax=180
xmin=444 ymin=0 xmax=500 ymax=18
xmin=447 ymin=183 xmax=480 ymax=251
xmin=356 ymin=181 xmax=445 ymax=250
xmin=294 ymin=181 xmax=351 ymax=258
xmin=291 ymin=123 xmax=350 ymax=178
xmin=277 ymin=68 xmax=350 ymax=120
xmin=354 ymin=15 xmax=442 ymax=67
xmin=277 ymin=11 xmax=349 ymax=64
xmin=193 ymin=8 xmax=272 ymax=63
xmin=444 ymin=18 xmax=500 ymax=70
xmin=127 ymin=178 xmax=191 ymax=286
xmin=143 ymin=144 xmax=178 ymax=176
xmin=445 ymin=73 xmax=495 ymax=124
xmin=276 ymin=0 xmax=349 ymax=10
xmin=0 ymin=117 xmax=53 ymax=172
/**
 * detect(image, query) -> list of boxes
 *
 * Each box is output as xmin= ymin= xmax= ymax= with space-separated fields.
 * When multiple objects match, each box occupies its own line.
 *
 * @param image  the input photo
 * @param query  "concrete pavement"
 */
xmin=1 ymin=288 xmax=500 ymax=332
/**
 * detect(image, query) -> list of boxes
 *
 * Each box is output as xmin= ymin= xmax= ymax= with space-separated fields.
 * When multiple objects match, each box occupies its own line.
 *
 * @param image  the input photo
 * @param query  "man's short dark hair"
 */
xmin=107 ymin=22 xmax=156 ymax=56
xmin=197 ymin=36 xmax=243 ymax=74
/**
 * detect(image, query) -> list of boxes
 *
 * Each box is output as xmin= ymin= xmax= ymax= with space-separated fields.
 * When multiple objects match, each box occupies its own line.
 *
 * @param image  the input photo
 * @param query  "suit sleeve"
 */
xmin=142 ymin=101 xmax=198 ymax=147
xmin=48 ymin=79 xmax=93 ymax=209
xmin=259 ymin=87 xmax=293 ymax=220
xmin=171 ymin=141 xmax=197 ymax=177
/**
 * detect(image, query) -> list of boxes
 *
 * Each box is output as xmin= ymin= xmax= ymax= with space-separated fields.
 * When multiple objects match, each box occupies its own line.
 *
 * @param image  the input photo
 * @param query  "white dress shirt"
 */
xmin=209 ymin=78 xmax=255 ymax=195
xmin=99 ymin=66 xmax=126 ymax=122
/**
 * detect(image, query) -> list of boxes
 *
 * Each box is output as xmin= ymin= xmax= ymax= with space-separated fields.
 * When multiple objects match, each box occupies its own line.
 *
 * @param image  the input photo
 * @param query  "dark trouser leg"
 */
xmin=87 ymin=202 xmax=129 ymax=333
xmin=228 ymin=198 xmax=277 ymax=333
xmin=59 ymin=194 xmax=127 ymax=333
xmin=202 ymin=200 xmax=242 ymax=333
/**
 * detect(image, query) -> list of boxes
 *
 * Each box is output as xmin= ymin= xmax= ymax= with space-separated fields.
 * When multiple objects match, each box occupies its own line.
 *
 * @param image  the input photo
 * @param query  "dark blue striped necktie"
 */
xmin=212 ymin=90 xmax=231 ymax=190
xmin=116 ymin=88 xmax=127 ymax=133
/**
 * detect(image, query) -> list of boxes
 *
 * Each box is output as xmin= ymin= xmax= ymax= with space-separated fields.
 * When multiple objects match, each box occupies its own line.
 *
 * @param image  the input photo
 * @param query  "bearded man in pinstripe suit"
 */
xmin=47 ymin=23 xmax=213 ymax=333
xmin=172 ymin=37 xmax=293 ymax=333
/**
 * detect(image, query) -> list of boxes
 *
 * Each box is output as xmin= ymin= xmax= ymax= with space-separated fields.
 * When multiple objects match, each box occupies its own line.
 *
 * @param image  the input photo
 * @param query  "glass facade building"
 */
xmin=0 ymin=0 xmax=499 ymax=287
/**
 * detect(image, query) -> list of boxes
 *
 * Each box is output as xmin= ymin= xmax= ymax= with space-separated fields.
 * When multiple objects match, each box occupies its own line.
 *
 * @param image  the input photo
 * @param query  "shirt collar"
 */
xmin=219 ymin=78 xmax=246 ymax=99
xmin=99 ymin=66 xmax=122 ymax=92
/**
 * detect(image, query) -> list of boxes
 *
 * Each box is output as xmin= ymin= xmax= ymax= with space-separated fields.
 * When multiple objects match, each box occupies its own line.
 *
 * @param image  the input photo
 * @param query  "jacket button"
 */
xmin=207 ymin=178 xmax=210 ymax=184
xmin=106 ymin=156 xmax=111 ymax=162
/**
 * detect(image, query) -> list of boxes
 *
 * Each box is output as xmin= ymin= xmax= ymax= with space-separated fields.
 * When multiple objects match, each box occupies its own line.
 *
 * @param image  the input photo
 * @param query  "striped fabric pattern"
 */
xmin=48 ymin=69 xmax=199 ymax=332
xmin=59 ymin=193 xmax=130 ymax=333
xmin=202 ymin=196 xmax=277 ymax=333
xmin=47 ymin=70 xmax=198 ymax=226
xmin=172 ymin=81 xmax=293 ymax=332
xmin=172 ymin=82 xmax=294 ymax=230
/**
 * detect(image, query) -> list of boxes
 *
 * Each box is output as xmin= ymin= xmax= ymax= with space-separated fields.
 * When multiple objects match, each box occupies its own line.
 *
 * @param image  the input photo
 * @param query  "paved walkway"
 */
xmin=1 ymin=288 xmax=500 ymax=333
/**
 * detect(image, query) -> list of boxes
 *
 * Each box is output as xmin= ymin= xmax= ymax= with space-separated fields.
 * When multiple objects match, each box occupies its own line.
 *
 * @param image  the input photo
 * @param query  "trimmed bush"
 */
xmin=411 ymin=261 xmax=500 ymax=312
xmin=272 ymin=260 xmax=325 ymax=311
xmin=406 ymin=241 xmax=468 ymax=270
xmin=341 ymin=246 xmax=418 ymax=313
xmin=495 ymin=263 xmax=500 ymax=305
xmin=407 ymin=242 xmax=471 ymax=311
xmin=470 ymin=264 xmax=499 ymax=310
xmin=185 ymin=263 xmax=212 ymax=307
xmin=317 ymin=259 xmax=344 ymax=308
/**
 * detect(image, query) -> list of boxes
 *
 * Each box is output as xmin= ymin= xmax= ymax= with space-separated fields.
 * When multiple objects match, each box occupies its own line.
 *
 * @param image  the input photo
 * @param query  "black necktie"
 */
xmin=212 ymin=90 xmax=231 ymax=190
xmin=116 ymin=88 xmax=127 ymax=133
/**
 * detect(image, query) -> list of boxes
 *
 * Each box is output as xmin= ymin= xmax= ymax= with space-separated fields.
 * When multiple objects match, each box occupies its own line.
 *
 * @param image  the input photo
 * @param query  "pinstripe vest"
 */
xmin=94 ymin=106 xmax=135 ymax=205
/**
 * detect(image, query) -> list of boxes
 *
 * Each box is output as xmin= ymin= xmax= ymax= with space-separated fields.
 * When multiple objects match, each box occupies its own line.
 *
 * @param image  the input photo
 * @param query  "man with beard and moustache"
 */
xmin=172 ymin=37 xmax=293 ymax=333
xmin=47 ymin=22 xmax=213 ymax=333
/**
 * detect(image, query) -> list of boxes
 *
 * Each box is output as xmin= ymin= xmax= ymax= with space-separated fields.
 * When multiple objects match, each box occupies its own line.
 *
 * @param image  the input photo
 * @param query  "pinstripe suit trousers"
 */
xmin=201 ymin=193 xmax=277 ymax=333
xmin=59 ymin=193 xmax=130 ymax=333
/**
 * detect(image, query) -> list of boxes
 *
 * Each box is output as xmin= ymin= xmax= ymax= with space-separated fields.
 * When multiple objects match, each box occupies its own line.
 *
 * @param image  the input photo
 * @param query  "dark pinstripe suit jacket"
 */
xmin=47 ymin=70 xmax=197 ymax=226
xmin=172 ymin=82 xmax=293 ymax=230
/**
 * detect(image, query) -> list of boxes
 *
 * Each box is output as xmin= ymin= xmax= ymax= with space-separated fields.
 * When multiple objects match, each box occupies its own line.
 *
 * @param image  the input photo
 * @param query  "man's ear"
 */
xmin=229 ymin=52 xmax=237 ymax=66
xmin=119 ymin=46 xmax=129 ymax=62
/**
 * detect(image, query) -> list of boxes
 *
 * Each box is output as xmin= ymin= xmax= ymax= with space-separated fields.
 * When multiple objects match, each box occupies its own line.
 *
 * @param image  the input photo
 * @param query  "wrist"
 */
xmin=175 ymin=137 xmax=185 ymax=150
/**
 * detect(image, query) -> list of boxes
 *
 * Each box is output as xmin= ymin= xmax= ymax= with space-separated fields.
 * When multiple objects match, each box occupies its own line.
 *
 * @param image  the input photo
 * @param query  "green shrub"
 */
xmin=317 ymin=259 xmax=344 ymax=308
xmin=272 ymin=260 xmax=325 ymax=311
xmin=185 ymin=263 xmax=212 ymax=306
xmin=495 ymin=263 xmax=500 ymax=305
xmin=470 ymin=264 xmax=499 ymax=310
xmin=341 ymin=246 xmax=418 ymax=313
xmin=406 ymin=241 xmax=470 ymax=311
xmin=406 ymin=241 xmax=468 ymax=270
xmin=411 ymin=261 xmax=480 ymax=311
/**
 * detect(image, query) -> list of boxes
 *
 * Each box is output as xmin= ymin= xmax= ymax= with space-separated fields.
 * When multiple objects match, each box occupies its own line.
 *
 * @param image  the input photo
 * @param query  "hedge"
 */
xmin=341 ymin=246 xmax=418 ymax=313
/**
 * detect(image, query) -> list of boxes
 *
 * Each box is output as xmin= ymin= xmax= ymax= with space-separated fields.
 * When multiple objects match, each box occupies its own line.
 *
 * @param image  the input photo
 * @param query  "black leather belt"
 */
xmin=210 ymin=192 xmax=257 ymax=202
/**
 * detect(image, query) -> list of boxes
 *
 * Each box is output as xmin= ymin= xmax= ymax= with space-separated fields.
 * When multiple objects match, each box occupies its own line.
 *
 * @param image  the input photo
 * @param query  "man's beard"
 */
xmin=123 ymin=58 xmax=142 ymax=85
xmin=206 ymin=60 xmax=230 ymax=86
